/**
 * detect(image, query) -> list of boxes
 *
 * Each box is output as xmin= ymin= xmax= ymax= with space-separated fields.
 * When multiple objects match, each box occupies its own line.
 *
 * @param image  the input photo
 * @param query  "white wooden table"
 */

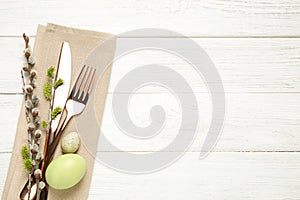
xmin=1 ymin=1 xmax=300 ymax=199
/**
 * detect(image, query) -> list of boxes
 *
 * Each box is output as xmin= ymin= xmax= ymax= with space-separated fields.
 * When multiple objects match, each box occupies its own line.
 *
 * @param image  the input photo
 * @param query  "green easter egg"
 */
xmin=45 ymin=154 xmax=86 ymax=190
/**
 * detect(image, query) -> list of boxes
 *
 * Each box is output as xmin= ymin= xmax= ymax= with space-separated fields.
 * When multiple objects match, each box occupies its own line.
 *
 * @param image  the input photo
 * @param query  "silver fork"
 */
xmin=45 ymin=65 xmax=96 ymax=165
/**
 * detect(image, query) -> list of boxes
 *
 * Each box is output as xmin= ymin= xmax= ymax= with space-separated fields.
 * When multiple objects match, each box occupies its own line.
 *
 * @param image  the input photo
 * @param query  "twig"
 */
xmin=21 ymin=33 xmax=43 ymax=200
xmin=23 ymin=33 xmax=29 ymax=48
xmin=40 ymin=70 xmax=55 ymax=178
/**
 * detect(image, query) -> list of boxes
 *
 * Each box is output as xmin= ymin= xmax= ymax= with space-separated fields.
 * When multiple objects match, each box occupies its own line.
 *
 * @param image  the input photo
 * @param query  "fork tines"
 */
xmin=72 ymin=65 xmax=96 ymax=103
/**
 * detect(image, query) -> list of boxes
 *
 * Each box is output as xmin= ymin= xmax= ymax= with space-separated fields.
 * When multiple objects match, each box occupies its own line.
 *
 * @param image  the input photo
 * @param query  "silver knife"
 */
xmin=50 ymin=42 xmax=72 ymax=135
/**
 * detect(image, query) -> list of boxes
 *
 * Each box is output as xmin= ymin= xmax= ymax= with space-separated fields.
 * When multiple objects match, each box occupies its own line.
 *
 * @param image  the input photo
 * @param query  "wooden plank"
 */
xmin=1 ymin=152 xmax=300 ymax=199
xmin=89 ymin=152 xmax=300 ymax=199
xmin=1 ymin=93 xmax=300 ymax=152
xmin=1 ymin=38 xmax=300 ymax=94
xmin=0 ymin=95 xmax=22 ymax=152
xmin=0 ymin=0 xmax=300 ymax=37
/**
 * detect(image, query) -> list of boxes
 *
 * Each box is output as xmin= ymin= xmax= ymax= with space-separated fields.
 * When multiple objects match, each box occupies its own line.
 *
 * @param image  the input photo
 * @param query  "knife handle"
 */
xmin=45 ymin=108 xmax=70 ymax=167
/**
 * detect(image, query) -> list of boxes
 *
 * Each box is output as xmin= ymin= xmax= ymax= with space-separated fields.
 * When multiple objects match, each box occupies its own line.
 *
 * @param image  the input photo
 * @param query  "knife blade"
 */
xmin=50 ymin=42 xmax=72 ymax=134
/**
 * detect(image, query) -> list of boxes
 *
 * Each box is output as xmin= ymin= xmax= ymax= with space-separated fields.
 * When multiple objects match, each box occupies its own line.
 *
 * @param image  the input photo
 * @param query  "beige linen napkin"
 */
xmin=2 ymin=23 xmax=116 ymax=200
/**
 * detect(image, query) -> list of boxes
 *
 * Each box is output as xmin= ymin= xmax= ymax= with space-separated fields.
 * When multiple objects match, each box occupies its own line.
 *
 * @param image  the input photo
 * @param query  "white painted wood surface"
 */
xmin=1 ymin=0 xmax=300 ymax=37
xmin=1 ymin=0 xmax=300 ymax=199
xmin=1 ymin=93 xmax=300 ymax=153
xmin=1 ymin=38 xmax=300 ymax=94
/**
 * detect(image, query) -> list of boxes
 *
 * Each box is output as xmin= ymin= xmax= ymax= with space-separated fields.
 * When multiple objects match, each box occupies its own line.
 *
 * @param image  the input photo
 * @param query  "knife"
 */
xmin=49 ymin=41 xmax=72 ymax=144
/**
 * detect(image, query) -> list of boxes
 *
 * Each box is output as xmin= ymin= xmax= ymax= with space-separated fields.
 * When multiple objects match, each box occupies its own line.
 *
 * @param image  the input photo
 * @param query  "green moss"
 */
xmin=43 ymin=82 xmax=52 ymax=100
xmin=42 ymin=120 xmax=48 ymax=129
xmin=21 ymin=145 xmax=30 ymax=160
xmin=23 ymin=158 xmax=32 ymax=172
xmin=47 ymin=66 xmax=55 ymax=78
xmin=54 ymin=78 xmax=64 ymax=89
xmin=21 ymin=146 xmax=32 ymax=172
xmin=51 ymin=106 xmax=62 ymax=120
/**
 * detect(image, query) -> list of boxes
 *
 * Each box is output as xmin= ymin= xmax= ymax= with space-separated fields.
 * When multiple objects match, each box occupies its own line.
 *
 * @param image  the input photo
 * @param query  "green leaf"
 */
xmin=54 ymin=78 xmax=64 ymax=89
xmin=47 ymin=66 xmax=55 ymax=78
xmin=51 ymin=107 xmax=62 ymax=120
xmin=43 ymin=82 xmax=52 ymax=100
xmin=21 ymin=145 xmax=30 ymax=160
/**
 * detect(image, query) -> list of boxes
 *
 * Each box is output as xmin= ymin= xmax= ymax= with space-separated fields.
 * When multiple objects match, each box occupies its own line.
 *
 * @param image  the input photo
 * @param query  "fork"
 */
xmin=45 ymin=65 xmax=96 ymax=166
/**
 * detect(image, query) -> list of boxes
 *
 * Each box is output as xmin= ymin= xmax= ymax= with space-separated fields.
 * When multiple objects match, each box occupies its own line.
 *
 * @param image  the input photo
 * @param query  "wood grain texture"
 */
xmin=1 ymin=152 xmax=300 ymax=199
xmin=0 ymin=0 xmax=300 ymax=37
xmin=1 ymin=0 xmax=300 ymax=199
xmin=1 ymin=38 xmax=300 ymax=94
xmin=1 ymin=93 xmax=299 ymax=152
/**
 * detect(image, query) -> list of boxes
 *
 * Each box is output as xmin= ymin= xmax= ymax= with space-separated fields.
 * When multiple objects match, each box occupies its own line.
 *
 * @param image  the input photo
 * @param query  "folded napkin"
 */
xmin=2 ymin=23 xmax=116 ymax=200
